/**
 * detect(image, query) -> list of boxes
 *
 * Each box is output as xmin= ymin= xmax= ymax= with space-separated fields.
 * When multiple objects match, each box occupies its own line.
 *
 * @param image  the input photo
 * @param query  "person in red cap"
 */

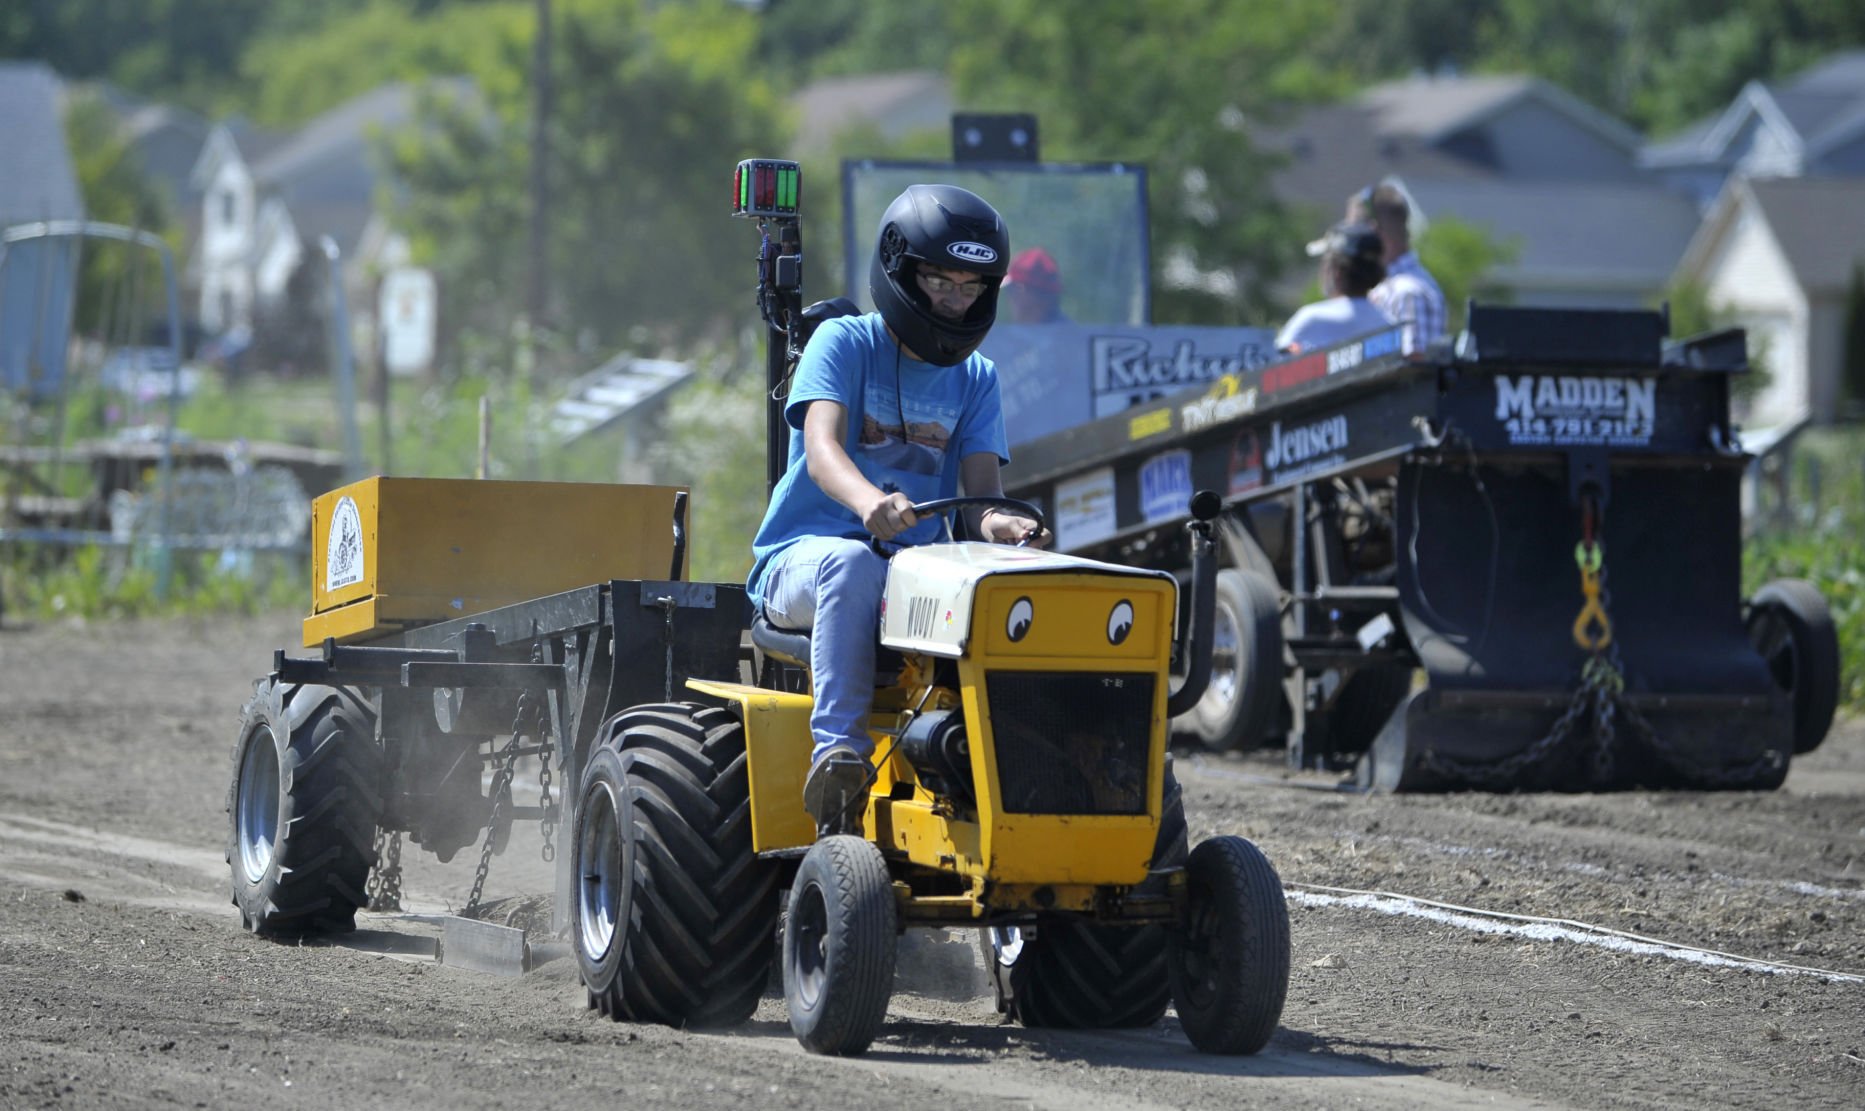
xmin=1003 ymin=247 xmax=1068 ymax=323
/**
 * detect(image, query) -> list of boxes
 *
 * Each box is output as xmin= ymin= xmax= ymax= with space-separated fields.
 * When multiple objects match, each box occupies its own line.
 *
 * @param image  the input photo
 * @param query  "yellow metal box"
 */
xmin=305 ymin=476 xmax=689 ymax=646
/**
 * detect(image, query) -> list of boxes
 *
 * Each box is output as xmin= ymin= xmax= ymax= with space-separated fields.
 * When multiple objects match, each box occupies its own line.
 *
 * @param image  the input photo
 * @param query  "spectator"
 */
xmin=1276 ymin=221 xmax=1392 ymax=353
xmin=1003 ymin=247 xmax=1068 ymax=323
xmin=1347 ymin=183 xmax=1446 ymax=354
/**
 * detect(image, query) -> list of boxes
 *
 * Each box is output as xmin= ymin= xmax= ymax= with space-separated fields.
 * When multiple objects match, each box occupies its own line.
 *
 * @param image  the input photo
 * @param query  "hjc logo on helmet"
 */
xmin=947 ymin=241 xmax=998 ymax=265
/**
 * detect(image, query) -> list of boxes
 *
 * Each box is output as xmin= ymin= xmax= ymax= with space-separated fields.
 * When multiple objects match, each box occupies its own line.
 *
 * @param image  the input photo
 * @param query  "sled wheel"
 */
xmin=575 ymin=703 xmax=779 ymax=1028
xmin=1747 ymin=579 xmax=1841 ymax=755
xmin=1168 ymin=835 xmax=1290 ymax=1055
xmin=984 ymin=770 xmax=1186 ymax=1027
xmin=225 ymin=679 xmax=382 ymax=935
xmin=1190 ymin=569 xmax=1284 ymax=752
xmin=783 ymin=835 xmax=897 ymax=1055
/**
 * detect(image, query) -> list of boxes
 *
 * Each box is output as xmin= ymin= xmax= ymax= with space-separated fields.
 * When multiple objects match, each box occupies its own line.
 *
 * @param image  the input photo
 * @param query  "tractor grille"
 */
xmin=985 ymin=672 xmax=1154 ymax=815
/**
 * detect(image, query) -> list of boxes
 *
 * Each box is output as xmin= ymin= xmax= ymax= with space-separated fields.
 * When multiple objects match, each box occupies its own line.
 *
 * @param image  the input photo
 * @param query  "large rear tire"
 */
xmin=783 ymin=835 xmax=897 ymax=1056
xmin=225 ymin=679 xmax=382 ymax=935
xmin=984 ymin=771 xmax=1187 ymax=1028
xmin=1189 ymin=569 xmax=1284 ymax=752
xmin=1747 ymin=579 xmax=1841 ymax=755
xmin=575 ymin=703 xmax=779 ymax=1028
xmin=1168 ymin=835 xmax=1290 ymax=1055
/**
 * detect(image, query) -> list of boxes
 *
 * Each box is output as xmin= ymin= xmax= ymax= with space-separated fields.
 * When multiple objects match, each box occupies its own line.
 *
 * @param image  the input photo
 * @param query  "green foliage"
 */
xmin=641 ymin=361 xmax=766 ymax=584
xmin=944 ymin=0 xmax=1344 ymax=326
xmin=1303 ymin=0 xmax=1865 ymax=133
xmin=382 ymin=0 xmax=787 ymax=372
xmin=1743 ymin=427 xmax=1865 ymax=711
xmin=1415 ymin=215 xmax=1520 ymax=333
xmin=60 ymin=90 xmax=177 ymax=338
xmin=1656 ymin=278 xmax=1773 ymax=403
xmin=2 ymin=0 xmax=276 ymax=112
xmin=3 ymin=544 xmax=301 ymax=621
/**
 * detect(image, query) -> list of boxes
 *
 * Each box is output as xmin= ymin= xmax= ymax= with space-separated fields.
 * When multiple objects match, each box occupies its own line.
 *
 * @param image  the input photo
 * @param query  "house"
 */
xmin=190 ymin=79 xmax=470 ymax=351
xmin=1672 ymin=176 xmax=1865 ymax=428
xmin=189 ymin=118 xmax=287 ymax=336
xmin=1643 ymin=51 xmax=1865 ymax=209
xmin=1266 ymin=73 xmax=1646 ymax=213
xmin=0 ymin=60 xmax=85 ymax=398
xmin=1400 ymin=178 xmax=1701 ymax=310
xmin=1260 ymin=73 xmax=1687 ymax=311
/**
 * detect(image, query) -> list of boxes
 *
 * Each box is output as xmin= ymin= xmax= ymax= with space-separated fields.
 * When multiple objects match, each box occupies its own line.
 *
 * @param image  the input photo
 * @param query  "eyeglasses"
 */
xmin=917 ymin=270 xmax=988 ymax=298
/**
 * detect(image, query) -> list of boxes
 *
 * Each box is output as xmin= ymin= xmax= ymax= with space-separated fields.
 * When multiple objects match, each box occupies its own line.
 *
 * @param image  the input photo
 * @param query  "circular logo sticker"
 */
xmin=947 ymin=241 xmax=998 ymax=265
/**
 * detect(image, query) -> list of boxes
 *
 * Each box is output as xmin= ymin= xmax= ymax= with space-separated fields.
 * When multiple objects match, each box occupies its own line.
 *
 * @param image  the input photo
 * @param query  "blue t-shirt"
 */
xmin=748 ymin=313 xmax=1009 ymax=606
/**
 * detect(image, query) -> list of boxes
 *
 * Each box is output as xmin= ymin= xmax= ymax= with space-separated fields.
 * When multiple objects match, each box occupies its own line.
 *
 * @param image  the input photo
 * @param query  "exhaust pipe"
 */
xmin=1166 ymin=490 xmax=1223 ymax=717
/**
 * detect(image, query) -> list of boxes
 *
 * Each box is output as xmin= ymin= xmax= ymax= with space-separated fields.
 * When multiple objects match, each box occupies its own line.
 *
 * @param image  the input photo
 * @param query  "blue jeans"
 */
xmin=759 ymin=536 xmax=888 ymax=762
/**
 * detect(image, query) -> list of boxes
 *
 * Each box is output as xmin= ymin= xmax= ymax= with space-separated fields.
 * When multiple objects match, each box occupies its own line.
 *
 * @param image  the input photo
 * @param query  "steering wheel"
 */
xmin=870 ymin=495 xmax=1049 ymax=556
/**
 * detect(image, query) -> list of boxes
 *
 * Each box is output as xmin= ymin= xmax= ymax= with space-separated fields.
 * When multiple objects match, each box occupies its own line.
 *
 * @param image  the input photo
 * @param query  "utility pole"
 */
xmin=528 ymin=0 xmax=552 ymax=332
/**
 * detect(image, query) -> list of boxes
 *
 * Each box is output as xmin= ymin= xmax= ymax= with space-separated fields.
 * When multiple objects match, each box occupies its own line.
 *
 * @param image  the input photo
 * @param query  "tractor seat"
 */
xmin=750 ymin=614 xmax=905 ymax=681
xmin=750 ymin=614 xmax=814 ymax=669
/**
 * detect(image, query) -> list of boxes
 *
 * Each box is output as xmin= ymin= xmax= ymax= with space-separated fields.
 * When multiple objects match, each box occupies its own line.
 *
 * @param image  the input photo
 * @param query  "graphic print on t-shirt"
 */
xmin=857 ymin=374 xmax=957 ymax=479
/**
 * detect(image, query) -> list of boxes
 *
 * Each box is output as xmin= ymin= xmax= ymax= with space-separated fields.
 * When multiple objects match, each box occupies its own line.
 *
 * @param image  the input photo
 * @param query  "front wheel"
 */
xmin=1168 ymin=835 xmax=1290 ymax=1055
xmin=225 ymin=680 xmax=382 ymax=935
xmin=783 ymin=835 xmax=897 ymax=1056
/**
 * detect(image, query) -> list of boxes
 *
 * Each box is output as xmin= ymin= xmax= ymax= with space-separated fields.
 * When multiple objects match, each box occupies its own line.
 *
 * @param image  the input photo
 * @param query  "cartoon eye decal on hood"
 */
xmin=1107 ymin=600 xmax=1134 ymax=645
xmin=1006 ymin=596 xmax=1033 ymax=642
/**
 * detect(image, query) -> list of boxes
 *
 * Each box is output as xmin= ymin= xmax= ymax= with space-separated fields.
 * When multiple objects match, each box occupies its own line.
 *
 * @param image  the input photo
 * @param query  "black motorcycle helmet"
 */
xmin=869 ymin=184 xmax=1010 ymax=366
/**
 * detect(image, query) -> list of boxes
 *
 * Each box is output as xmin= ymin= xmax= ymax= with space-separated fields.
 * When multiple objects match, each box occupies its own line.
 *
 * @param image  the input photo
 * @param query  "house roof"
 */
xmin=1361 ymin=74 xmax=1642 ymax=153
xmin=248 ymin=79 xmax=470 ymax=255
xmin=791 ymin=70 xmax=952 ymax=151
xmin=1747 ymin=177 xmax=1865 ymax=294
xmin=1404 ymin=178 xmax=1702 ymax=290
xmin=1263 ymin=100 xmax=1490 ymax=227
xmin=1643 ymin=50 xmax=1865 ymax=169
xmin=0 ymin=61 xmax=84 ymax=226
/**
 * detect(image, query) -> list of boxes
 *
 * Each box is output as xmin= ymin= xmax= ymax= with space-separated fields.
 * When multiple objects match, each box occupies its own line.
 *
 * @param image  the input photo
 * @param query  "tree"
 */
xmin=383 ymin=0 xmax=787 ymax=375
xmin=61 ymin=90 xmax=176 ymax=339
xmin=1414 ymin=215 xmax=1519 ymax=333
xmin=944 ymin=0 xmax=1345 ymax=326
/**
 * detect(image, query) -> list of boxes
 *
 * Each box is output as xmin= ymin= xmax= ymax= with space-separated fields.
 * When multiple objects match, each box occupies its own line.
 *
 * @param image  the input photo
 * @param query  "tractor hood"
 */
xmin=880 ymin=541 xmax=1176 ymax=658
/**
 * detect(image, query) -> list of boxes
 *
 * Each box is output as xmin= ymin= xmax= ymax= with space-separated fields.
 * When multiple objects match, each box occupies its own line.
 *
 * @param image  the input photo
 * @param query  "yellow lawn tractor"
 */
xmin=567 ymin=161 xmax=1289 ymax=1055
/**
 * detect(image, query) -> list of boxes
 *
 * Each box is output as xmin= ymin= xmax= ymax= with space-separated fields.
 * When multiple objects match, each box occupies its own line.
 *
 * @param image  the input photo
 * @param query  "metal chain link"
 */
xmin=465 ymin=687 xmax=532 ymax=914
xmin=365 ymin=827 xmax=403 ymax=912
xmin=1418 ymin=662 xmax=1604 ymax=786
xmin=537 ymin=706 xmax=557 ymax=865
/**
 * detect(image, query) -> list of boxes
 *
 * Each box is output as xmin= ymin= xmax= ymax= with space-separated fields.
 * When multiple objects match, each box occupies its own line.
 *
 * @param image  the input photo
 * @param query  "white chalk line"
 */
xmin=1289 ymin=884 xmax=1863 ymax=984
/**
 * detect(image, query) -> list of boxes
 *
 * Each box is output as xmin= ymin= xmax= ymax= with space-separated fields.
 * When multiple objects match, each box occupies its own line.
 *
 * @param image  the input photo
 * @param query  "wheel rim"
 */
xmin=790 ymin=879 xmax=830 ymax=1010
xmin=988 ymin=925 xmax=1025 ymax=966
xmin=1203 ymin=600 xmax=1242 ymax=717
xmin=577 ymin=781 xmax=622 ymax=960
xmin=236 ymin=726 xmax=279 ymax=884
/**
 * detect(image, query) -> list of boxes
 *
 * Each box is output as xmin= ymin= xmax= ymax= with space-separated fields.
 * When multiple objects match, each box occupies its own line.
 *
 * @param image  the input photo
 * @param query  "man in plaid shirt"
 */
xmin=1349 ymin=184 xmax=1446 ymax=355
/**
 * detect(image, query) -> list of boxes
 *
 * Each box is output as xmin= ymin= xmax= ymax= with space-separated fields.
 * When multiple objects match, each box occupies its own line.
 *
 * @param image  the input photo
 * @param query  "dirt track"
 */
xmin=2 ymin=612 xmax=1861 ymax=1109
